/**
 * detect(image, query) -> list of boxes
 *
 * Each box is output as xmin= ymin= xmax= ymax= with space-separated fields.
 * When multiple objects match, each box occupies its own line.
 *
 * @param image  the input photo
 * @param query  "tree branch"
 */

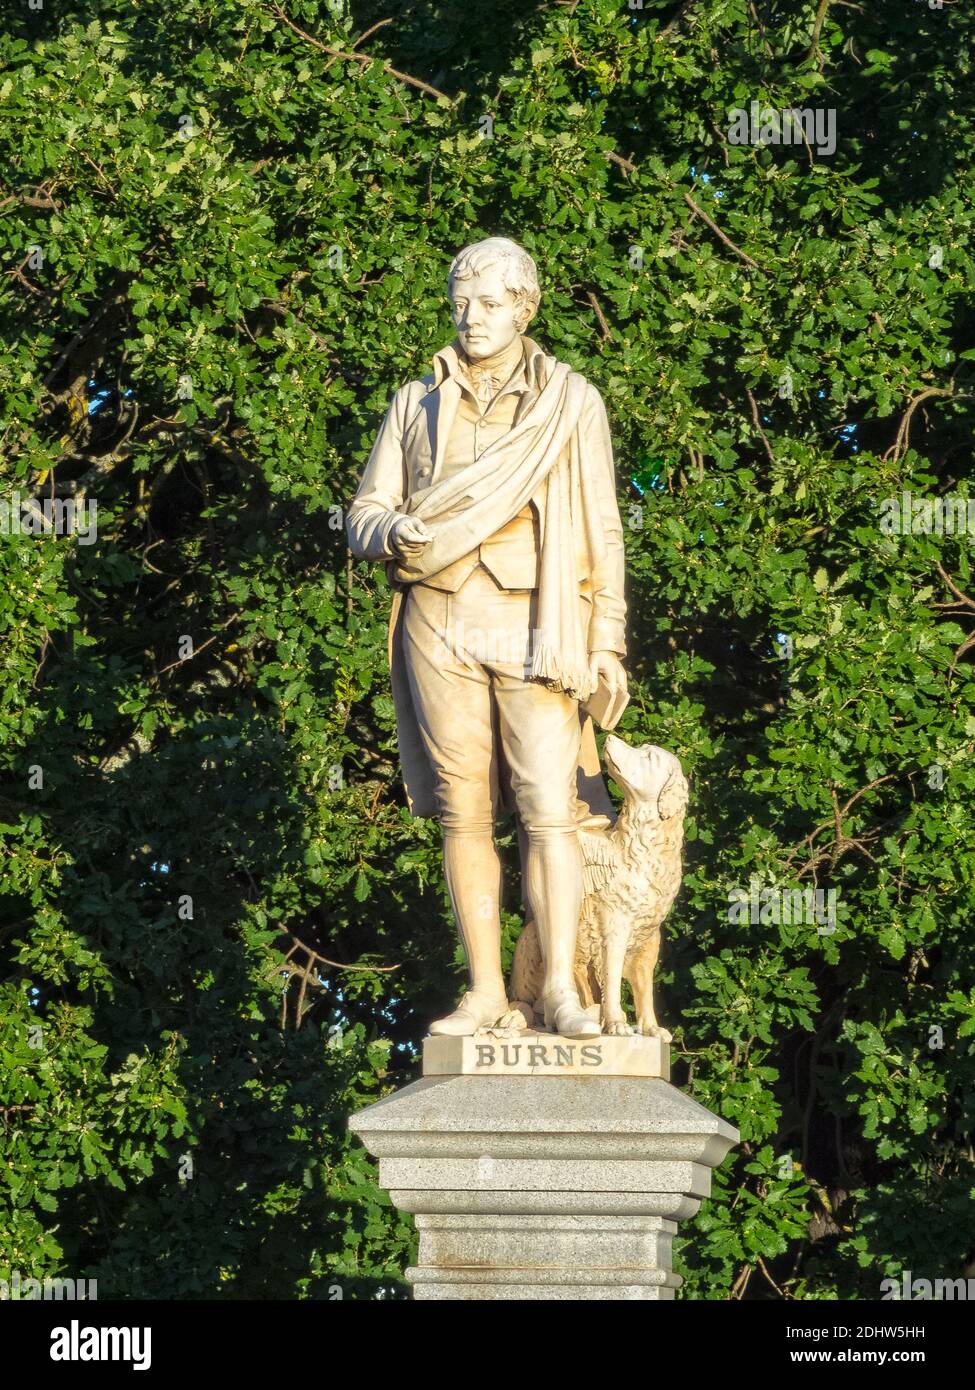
xmin=684 ymin=192 xmax=769 ymax=273
xmin=269 ymin=3 xmax=452 ymax=103
xmin=745 ymin=387 xmax=775 ymax=463
xmin=806 ymin=0 xmax=832 ymax=63
xmin=585 ymin=289 xmax=614 ymax=342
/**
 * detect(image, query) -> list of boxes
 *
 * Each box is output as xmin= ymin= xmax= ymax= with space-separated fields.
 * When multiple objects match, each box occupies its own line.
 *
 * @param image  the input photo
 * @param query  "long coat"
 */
xmin=347 ymin=336 xmax=626 ymax=821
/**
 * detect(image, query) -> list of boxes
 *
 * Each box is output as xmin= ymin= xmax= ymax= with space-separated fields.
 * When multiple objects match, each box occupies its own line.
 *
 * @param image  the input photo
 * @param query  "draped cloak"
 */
xmin=379 ymin=343 xmax=624 ymax=829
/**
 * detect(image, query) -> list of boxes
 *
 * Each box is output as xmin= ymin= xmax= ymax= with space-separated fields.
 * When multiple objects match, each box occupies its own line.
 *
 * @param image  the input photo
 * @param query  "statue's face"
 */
xmin=449 ymin=266 xmax=522 ymax=360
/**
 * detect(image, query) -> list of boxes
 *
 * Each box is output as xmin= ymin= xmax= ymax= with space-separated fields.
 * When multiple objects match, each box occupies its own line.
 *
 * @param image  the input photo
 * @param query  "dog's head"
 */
xmin=603 ymin=737 xmax=688 ymax=820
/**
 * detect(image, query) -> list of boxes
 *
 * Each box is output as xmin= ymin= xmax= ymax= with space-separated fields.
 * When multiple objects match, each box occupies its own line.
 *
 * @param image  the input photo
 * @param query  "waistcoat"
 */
xmin=419 ymin=377 xmax=541 ymax=593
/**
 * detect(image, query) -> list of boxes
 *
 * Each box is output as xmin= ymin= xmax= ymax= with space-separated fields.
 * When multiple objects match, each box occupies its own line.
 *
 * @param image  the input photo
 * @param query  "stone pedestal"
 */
xmin=349 ymin=1033 xmax=738 ymax=1300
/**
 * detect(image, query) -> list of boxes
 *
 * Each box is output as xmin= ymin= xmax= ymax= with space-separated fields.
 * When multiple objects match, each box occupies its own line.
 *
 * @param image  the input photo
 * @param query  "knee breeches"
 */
xmin=400 ymin=567 xmax=583 ymax=835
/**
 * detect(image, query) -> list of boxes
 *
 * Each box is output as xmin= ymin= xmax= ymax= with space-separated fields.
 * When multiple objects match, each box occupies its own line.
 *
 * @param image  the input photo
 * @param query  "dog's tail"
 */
xmin=509 ymin=915 xmax=602 ymax=1014
xmin=509 ymin=918 xmax=544 ymax=1013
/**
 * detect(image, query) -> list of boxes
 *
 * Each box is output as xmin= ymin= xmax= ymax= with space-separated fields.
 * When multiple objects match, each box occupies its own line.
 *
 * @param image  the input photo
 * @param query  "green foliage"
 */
xmin=1 ymin=0 xmax=973 ymax=1299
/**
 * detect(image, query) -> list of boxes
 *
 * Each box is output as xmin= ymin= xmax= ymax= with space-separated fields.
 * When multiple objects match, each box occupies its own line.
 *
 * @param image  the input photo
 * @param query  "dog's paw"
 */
xmin=602 ymin=1019 xmax=633 ymax=1036
xmin=637 ymin=1020 xmax=672 ymax=1043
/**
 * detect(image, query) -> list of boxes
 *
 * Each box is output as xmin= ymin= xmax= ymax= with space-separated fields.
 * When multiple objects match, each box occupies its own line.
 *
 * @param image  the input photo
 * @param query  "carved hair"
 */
xmin=447 ymin=237 xmax=541 ymax=331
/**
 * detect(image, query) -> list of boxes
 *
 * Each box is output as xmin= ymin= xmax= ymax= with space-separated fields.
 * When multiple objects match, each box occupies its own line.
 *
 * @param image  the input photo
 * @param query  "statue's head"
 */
xmin=447 ymin=237 xmax=540 ymax=361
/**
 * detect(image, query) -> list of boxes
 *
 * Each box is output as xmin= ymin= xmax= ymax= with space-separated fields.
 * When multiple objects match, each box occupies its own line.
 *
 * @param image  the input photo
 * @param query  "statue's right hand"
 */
xmin=390 ymin=514 xmax=433 ymax=559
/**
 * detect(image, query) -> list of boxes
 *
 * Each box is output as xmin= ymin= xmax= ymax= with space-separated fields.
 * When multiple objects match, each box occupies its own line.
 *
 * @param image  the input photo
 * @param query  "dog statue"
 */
xmin=505 ymin=736 xmax=688 ymax=1040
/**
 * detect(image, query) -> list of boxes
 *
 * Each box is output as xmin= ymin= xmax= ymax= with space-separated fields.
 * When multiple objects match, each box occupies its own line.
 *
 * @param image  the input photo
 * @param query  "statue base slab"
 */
xmin=423 ymin=1029 xmax=670 ymax=1079
xmin=348 ymin=1065 xmax=738 ymax=1300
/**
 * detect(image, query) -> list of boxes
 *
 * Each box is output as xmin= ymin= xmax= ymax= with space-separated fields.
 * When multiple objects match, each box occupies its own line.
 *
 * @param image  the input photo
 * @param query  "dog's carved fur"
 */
xmin=508 ymin=737 xmax=688 ymax=1039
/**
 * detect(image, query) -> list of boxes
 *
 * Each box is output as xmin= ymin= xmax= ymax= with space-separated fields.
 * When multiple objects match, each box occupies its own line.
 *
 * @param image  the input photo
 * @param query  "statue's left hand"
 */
xmin=588 ymin=650 xmax=628 ymax=699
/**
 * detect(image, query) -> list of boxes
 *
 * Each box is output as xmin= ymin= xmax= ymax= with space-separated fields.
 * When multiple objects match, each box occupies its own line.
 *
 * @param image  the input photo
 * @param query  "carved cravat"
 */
xmin=458 ymin=335 xmax=526 ymax=406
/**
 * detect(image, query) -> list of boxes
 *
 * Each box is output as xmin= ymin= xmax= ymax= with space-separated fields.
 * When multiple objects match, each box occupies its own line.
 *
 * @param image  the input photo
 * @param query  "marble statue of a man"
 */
xmin=347 ymin=237 xmax=628 ymax=1040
